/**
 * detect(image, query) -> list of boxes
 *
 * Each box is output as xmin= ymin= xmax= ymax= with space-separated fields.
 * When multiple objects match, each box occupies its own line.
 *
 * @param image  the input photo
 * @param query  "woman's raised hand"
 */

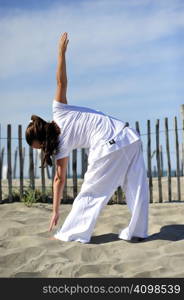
xmin=58 ymin=32 xmax=69 ymax=55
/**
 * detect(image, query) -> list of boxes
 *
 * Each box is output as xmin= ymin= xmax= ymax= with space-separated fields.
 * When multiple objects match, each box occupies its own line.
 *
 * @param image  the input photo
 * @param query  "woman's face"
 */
xmin=31 ymin=140 xmax=43 ymax=149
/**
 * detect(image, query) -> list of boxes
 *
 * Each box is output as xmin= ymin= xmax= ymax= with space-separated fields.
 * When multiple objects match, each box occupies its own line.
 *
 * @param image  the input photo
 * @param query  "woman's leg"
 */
xmin=54 ymin=141 xmax=141 ymax=243
xmin=118 ymin=140 xmax=149 ymax=240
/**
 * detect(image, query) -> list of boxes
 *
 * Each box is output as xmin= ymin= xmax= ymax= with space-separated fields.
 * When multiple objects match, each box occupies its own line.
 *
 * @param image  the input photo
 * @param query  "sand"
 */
xmin=0 ymin=201 xmax=184 ymax=278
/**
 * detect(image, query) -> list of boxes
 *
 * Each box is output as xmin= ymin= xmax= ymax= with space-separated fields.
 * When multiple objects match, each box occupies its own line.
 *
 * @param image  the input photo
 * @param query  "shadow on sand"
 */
xmin=90 ymin=225 xmax=184 ymax=244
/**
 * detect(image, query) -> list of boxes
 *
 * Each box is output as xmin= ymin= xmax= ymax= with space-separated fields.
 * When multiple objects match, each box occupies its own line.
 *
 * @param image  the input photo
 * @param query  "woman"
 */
xmin=25 ymin=32 xmax=149 ymax=244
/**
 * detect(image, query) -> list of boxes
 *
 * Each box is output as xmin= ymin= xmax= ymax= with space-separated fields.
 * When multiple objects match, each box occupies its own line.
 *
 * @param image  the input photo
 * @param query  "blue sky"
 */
xmin=0 ymin=0 xmax=184 ymax=176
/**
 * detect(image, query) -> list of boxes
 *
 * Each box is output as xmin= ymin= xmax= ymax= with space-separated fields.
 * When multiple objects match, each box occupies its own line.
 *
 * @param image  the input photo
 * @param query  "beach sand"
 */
xmin=0 ymin=201 xmax=184 ymax=278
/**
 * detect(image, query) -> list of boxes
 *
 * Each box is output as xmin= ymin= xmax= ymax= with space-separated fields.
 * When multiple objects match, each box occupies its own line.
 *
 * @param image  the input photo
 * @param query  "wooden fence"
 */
xmin=0 ymin=112 xmax=184 ymax=204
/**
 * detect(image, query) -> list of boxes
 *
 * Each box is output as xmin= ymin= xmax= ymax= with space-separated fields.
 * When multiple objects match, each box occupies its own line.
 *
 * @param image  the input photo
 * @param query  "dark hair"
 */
xmin=25 ymin=115 xmax=61 ymax=168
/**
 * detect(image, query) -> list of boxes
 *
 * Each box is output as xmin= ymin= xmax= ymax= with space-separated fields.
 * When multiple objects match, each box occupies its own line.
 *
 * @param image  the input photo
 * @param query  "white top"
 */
xmin=52 ymin=100 xmax=140 ymax=163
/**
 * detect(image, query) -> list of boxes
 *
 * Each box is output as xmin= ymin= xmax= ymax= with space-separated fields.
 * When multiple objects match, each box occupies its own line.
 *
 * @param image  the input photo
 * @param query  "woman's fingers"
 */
xmin=61 ymin=32 xmax=68 ymax=42
xmin=49 ymin=213 xmax=59 ymax=231
xmin=59 ymin=32 xmax=69 ymax=53
xmin=49 ymin=217 xmax=55 ymax=231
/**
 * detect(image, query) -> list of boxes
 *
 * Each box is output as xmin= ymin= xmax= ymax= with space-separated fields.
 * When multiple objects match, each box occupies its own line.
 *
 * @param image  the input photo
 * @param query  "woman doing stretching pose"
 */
xmin=25 ymin=32 xmax=149 ymax=244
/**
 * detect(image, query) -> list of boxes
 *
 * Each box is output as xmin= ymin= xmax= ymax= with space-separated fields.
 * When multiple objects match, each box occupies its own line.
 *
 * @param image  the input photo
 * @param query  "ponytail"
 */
xmin=42 ymin=121 xmax=61 ymax=167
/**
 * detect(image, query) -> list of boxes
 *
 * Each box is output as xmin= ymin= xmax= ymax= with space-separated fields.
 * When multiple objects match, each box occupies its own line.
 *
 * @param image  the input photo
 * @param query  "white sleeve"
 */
xmin=52 ymin=100 xmax=71 ymax=160
xmin=52 ymin=99 xmax=70 ymax=114
xmin=55 ymin=148 xmax=70 ymax=160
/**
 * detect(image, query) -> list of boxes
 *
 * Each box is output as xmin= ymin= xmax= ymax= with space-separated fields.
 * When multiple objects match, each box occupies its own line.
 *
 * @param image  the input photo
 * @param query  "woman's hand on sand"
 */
xmin=49 ymin=211 xmax=60 ymax=231
xmin=59 ymin=32 xmax=69 ymax=55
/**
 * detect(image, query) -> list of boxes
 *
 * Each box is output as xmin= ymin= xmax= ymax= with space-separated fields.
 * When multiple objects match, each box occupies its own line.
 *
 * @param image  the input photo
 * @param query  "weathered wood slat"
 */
xmin=18 ymin=125 xmax=24 ymax=200
xmin=180 ymin=105 xmax=184 ymax=176
xmin=81 ymin=148 xmax=85 ymax=178
xmin=7 ymin=124 xmax=13 ymax=202
xmin=40 ymin=149 xmax=46 ymax=202
xmin=135 ymin=121 xmax=140 ymax=136
xmin=81 ymin=148 xmax=88 ymax=179
xmin=67 ymin=156 xmax=70 ymax=178
xmin=117 ymin=186 xmax=123 ymax=204
xmin=29 ymin=146 xmax=35 ymax=190
xmin=135 ymin=121 xmax=143 ymax=151
xmin=0 ymin=148 xmax=3 ymax=203
xmin=34 ymin=149 xmax=38 ymax=178
xmin=84 ymin=149 xmax=88 ymax=174
xmin=63 ymin=165 xmax=68 ymax=203
xmin=156 ymin=119 xmax=163 ymax=203
xmin=51 ymin=154 xmax=56 ymax=198
xmin=0 ymin=124 xmax=2 ymax=203
xmin=147 ymin=120 xmax=153 ymax=203
xmin=174 ymin=116 xmax=181 ymax=201
xmin=13 ymin=147 xmax=18 ymax=179
xmin=182 ymin=120 xmax=184 ymax=176
xmin=182 ymin=141 xmax=184 ymax=177
xmin=159 ymin=145 xmax=163 ymax=177
xmin=164 ymin=118 xmax=172 ymax=202
xmin=72 ymin=149 xmax=78 ymax=199
xmin=1 ymin=148 xmax=4 ymax=171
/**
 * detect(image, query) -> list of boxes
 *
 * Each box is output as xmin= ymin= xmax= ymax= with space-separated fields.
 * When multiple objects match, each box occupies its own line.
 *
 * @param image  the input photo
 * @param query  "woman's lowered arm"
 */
xmin=55 ymin=32 xmax=69 ymax=104
xmin=49 ymin=156 xmax=69 ymax=232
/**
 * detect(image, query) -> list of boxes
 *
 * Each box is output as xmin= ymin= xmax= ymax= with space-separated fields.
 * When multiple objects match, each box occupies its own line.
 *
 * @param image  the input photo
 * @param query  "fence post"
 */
xmin=63 ymin=163 xmax=68 ymax=203
xmin=34 ymin=149 xmax=38 ymax=178
xmin=181 ymin=143 xmax=184 ymax=176
xmin=0 ymin=151 xmax=2 ymax=203
xmin=13 ymin=147 xmax=18 ymax=179
xmin=29 ymin=146 xmax=35 ymax=190
xmin=7 ymin=124 xmax=13 ymax=202
xmin=0 ymin=124 xmax=2 ymax=203
xmin=117 ymin=186 xmax=123 ymax=204
xmin=72 ymin=149 xmax=78 ymax=199
xmin=18 ymin=125 xmax=24 ymax=200
xmin=135 ymin=121 xmax=140 ymax=136
xmin=164 ymin=118 xmax=172 ymax=202
xmin=147 ymin=120 xmax=153 ymax=203
xmin=174 ymin=116 xmax=181 ymax=201
xmin=156 ymin=119 xmax=163 ymax=203
xmin=67 ymin=157 xmax=70 ymax=178
xmin=135 ymin=121 xmax=143 ymax=152
xmin=159 ymin=145 xmax=163 ymax=177
xmin=84 ymin=149 xmax=88 ymax=174
xmin=1 ymin=148 xmax=4 ymax=170
xmin=182 ymin=126 xmax=184 ymax=176
xmin=51 ymin=154 xmax=56 ymax=198
xmin=81 ymin=148 xmax=88 ymax=178
xmin=180 ymin=105 xmax=184 ymax=175
xmin=81 ymin=148 xmax=85 ymax=178
xmin=40 ymin=149 xmax=46 ymax=202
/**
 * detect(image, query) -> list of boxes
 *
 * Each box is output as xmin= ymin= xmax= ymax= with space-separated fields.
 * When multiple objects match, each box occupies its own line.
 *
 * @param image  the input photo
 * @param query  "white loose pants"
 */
xmin=54 ymin=139 xmax=149 ymax=243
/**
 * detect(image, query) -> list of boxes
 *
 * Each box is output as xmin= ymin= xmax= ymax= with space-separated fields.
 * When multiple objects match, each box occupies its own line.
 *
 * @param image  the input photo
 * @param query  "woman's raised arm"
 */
xmin=54 ymin=32 xmax=69 ymax=104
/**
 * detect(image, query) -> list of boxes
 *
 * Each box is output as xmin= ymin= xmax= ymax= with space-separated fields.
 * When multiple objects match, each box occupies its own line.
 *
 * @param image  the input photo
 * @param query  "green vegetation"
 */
xmin=21 ymin=188 xmax=38 ymax=207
